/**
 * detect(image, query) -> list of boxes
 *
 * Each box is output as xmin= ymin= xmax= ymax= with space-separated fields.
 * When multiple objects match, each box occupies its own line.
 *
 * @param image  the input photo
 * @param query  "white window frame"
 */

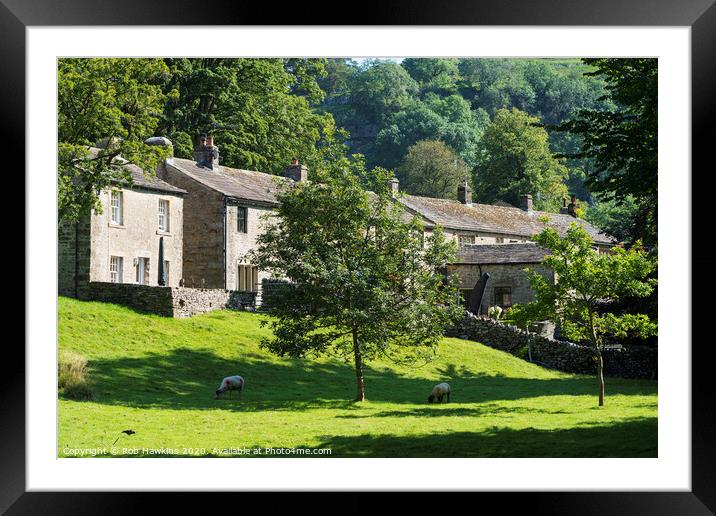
xmin=136 ymin=257 xmax=150 ymax=285
xmin=163 ymin=260 xmax=170 ymax=284
xmin=110 ymin=256 xmax=123 ymax=283
xmin=158 ymin=199 xmax=170 ymax=232
xmin=110 ymin=190 xmax=123 ymax=225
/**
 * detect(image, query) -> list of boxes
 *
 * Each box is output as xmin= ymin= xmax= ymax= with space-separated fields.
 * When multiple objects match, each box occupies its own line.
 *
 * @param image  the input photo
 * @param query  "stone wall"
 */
xmin=159 ymin=162 xmax=226 ymax=288
xmin=89 ymin=187 xmax=184 ymax=286
xmin=446 ymin=313 xmax=657 ymax=379
xmin=58 ymin=214 xmax=91 ymax=297
xmin=260 ymin=278 xmax=294 ymax=311
xmin=447 ymin=262 xmax=554 ymax=314
xmin=225 ymin=201 xmax=275 ymax=293
xmin=79 ymin=282 xmax=256 ymax=318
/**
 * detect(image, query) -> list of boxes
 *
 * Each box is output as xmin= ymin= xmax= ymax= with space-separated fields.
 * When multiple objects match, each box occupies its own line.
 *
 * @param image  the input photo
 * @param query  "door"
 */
xmin=136 ymin=257 xmax=149 ymax=285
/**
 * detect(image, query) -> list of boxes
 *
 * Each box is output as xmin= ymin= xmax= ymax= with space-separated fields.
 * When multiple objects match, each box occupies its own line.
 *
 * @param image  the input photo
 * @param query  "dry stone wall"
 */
xmin=446 ymin=313 xmax=657 ymax=379
xmin=79 ymin=282 xmax=256 ymax=318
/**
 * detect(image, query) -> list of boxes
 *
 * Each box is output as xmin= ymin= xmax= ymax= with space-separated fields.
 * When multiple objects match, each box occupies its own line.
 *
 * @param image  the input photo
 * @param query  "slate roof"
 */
xmin=88 ymin=147 xmax=186 ymax=195
xmin=399 ymin=194 xmax=615 ymax=245
xmin=167 ymin=157 xmax=285 ymax=206
xmin=455 ymin=243 xmax=550 ymax=264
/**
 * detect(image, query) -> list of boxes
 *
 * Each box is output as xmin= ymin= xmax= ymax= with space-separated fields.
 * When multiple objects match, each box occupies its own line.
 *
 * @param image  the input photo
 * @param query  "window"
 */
xmin=110 ymin=256 xmax=123 ymax=283
xmin=237 ymin=264 xmax=259 ymax=292
xmin=110 ymin=191 xmax=123 ymax=225
xmin=136 ymin=257 xmax=150 ymax=285
xmin=163 ymin=260 xmax=170 ymax=285
xmin=495 ymin=237 xmax=504 ymax=244
xmin=158 ymin=199 xmax=170 ymax=232
xmin=458 ymin=234 xmax=475 ymax=247
xmin=494 ymin=287 xmax=512 ymax=309
xmin=237 ymin=207 xmax=248 ymax=233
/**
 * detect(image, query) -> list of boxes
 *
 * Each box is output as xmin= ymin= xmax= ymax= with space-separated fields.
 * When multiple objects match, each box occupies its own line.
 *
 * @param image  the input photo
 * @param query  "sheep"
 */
xmin=214 ymin=375 xmax=245 ymax=400
xmin=427 ymin=382 xmax=451 ymax=404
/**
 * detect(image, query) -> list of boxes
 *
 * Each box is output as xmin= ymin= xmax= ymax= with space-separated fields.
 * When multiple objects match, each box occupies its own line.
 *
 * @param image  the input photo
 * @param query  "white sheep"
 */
xmin=427 ymin=382 xmax=451 ymax=404
xmin=214 ymin=375 xmax=245 ymax=399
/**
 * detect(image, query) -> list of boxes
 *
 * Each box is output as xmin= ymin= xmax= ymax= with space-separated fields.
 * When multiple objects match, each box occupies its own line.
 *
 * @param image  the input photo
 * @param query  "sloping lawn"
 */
xmin=58 ymin=297 xmax=657 ymax=457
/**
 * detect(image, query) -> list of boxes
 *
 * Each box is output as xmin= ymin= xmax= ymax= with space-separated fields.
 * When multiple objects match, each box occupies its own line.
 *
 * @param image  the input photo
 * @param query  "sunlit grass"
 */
xmin=58 ymin=297 xmax=657 ymax=457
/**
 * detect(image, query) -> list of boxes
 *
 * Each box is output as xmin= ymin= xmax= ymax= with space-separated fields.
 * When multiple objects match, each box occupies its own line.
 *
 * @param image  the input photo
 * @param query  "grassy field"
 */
xmin=58 ymin=297 xmax=657 ymax=458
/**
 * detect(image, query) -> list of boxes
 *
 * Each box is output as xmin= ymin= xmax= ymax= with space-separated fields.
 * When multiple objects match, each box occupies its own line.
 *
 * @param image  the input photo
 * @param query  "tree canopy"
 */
xmin=250 ymin=156 xmax=462 ymax=401
xmin=396 ymin=140 xmax=471 ymax=199
xmin=512 ymin=225 xmax=657 ymax=406
xmin=473 ymin=108 xmax=569 ymax=211
xmin=555 ymin=58 xmax=657 ymax=245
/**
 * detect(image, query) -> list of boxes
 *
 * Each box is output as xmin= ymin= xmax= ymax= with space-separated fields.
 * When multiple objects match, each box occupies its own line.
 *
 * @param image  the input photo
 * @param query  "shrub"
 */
xmin=487 ymin=305 xmax=503 ymax=320
xmin=58 ymin=351 xmax=94 ymax=401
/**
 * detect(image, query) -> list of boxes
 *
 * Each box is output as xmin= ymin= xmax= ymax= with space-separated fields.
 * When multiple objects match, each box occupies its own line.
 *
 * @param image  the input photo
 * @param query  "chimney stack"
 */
xmin=389 ymin=177 xmax=400 ymax=197
xmin=284 ymin=158 xmax=308 ymax=182
xmin=194 ymin=133 xmax=219 ymax=169
xmin=566 ymin=194 xmax=579 ymax=217
xmin=458 ymin=179 xmax=472 ymax=205
xmin=520 ymin=194 xmax=533 ymax=213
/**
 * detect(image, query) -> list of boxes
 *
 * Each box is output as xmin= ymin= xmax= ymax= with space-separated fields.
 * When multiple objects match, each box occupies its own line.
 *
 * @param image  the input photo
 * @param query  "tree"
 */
xmin=58 ymin=58 xmax=171 ymax=222
xmin=396 ymin=140 xmax=471 ymax=199
xmin=250 ymin=156 xmax=461 ymax=401
xmin=584 ymin=195 xmax=641 ymax=244
xmin=158 ymin=58 xmax=336 ymax=174
xmin=473 ymin=108 xmax=569 ymax=211
xmin=516 ymin=225 xmax=657 ymax=406
xmin=556 ymin=58 xmax=657 ymax=245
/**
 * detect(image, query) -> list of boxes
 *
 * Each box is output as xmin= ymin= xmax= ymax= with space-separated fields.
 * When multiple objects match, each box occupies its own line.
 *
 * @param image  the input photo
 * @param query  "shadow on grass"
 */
xmin=74 ymin=347 xmax=657 ymax=412
xmin=302 ymin=417 xmax=658 ymax=457
xmin=94 ymin=417 xmax=657 ymax=458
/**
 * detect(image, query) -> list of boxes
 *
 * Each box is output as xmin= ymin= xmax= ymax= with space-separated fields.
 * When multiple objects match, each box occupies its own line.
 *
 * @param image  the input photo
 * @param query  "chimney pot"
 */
xmin=194 ymin=134 xmax=219 ymax=169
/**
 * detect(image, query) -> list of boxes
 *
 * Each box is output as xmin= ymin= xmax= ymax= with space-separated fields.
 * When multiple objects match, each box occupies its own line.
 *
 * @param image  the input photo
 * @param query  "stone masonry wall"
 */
xmin=58 ymin=214 xmax=91 ymax=297
xmin=80 ymin=282 xmax=256 ymax=318
xmin=447 ymin=262 xmax=554 ymax=314
xmin=446 ymin=313 xmax=657 ymax=379
xmin=159 ymin=162 xmax=226 ymax=288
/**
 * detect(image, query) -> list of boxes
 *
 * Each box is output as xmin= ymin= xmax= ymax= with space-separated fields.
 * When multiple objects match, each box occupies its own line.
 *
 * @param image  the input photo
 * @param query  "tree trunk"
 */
xmin=596 ymin=351 xmax=605 ymax=406
xmin=352 ymin=330 xmax=366 ymax=402
xmin=589 ymin=311 xmax=605 ymax=407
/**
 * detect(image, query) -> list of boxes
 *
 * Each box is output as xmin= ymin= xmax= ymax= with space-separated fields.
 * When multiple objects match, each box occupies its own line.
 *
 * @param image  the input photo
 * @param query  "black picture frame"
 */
xmin=5 ymin=0 xmax=714 ymax=512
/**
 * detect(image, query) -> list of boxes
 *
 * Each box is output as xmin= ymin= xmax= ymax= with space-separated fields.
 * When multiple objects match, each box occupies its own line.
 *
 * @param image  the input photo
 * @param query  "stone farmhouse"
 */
xmin=58 ymin=150 xmax=186 ymax=298
xmin=58 ymin=136 xmax=615 ymax=317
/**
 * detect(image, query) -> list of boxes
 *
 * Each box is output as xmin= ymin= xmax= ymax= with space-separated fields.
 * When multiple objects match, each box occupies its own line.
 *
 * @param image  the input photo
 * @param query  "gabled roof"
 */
xmin=399 ymin=194 xmax=615 ymax=245
xmin=88 ymin=147 xmax=186 ymax=195
xmin=166 ymin=157 xmax=285 ymax=206
xmin=455 ymin=243 xmax=550 ymax=264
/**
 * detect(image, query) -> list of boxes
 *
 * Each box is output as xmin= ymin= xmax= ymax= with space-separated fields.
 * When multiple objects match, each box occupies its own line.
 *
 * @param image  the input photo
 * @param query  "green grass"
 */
xmin=58 ymin=297 xmax=657 ymax=458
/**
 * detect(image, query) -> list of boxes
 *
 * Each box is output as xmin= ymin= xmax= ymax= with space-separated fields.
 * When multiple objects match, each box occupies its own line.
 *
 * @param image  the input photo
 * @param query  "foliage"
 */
xmin=58 ymin=58 xmax=172 ymax=222
xmin=58 ymin=298 xmax=658 ymax=457
xmin=158 ymin=58 xmax=337 ymax=174
xmin=515 ymin=225 xmax=657 ymax=405
xmin=249 ymin=156 xmax=462 ymax=401
xmin=487 ymin=305 xmax=503 ymax=320
xmin=58 ymin=350 xmax=94 ymax=401
xmin=556 ymin=58 xmax=658 ymax=245
xmin=585 ymin=195 xmax=641 ymax=244
xmin=396 ymin=140 xmax=471 ymax=199
xmin=473 ymin=108 xmax=569 ymax=211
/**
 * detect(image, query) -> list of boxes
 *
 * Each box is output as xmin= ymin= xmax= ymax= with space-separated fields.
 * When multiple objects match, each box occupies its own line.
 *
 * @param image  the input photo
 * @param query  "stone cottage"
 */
xmin=391 ymin=180 xmax=615 ymax=314
xmin=58 ymin=149 xmax=186 ymax=297
xmin=156 ymin=139 xmax=305 ymax=300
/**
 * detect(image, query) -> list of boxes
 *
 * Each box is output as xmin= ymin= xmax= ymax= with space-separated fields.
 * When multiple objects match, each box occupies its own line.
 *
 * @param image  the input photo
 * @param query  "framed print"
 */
xmin=5 ymin=0 xmax=715 ymax=511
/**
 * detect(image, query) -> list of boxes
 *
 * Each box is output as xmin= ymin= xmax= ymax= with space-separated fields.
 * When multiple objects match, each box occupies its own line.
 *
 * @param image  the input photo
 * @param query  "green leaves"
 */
xmin=474 ymin=108 xmax=569 ymax=211
xmin=58 ymin=58 xmax=171 ymax=221
xmin=250 ymin=156 xmax=462 ymax=372
xmin=517 ymin=224 xmax=657 ymax=349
